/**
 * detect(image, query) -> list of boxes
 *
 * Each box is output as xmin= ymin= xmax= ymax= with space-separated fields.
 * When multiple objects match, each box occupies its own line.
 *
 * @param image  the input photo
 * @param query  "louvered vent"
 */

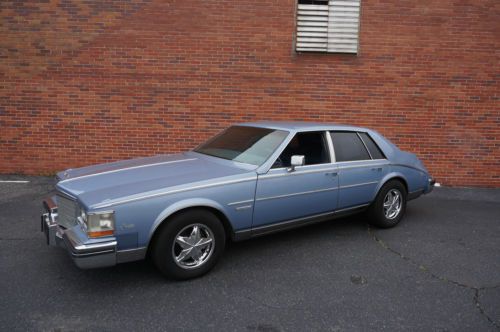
xmin=296 ymin=0 xmax=361 ymax=53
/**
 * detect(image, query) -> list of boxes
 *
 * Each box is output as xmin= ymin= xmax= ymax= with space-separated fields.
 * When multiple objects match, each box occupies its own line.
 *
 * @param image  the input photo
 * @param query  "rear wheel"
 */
xmin=368 ymin=180 xmax=407 ymax=228
xmin=152 ymin=209 xmax=226 ymax=280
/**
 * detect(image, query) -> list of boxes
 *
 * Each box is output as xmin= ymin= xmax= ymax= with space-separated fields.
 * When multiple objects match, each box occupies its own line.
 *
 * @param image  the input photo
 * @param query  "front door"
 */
xmin=253 ymin=131 xmax=339 ymax=228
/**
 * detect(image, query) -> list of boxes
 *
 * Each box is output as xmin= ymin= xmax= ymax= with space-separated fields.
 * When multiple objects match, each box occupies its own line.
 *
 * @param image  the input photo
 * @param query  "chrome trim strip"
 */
xmin=271 ymin=162 xmax=336 ymax=170
xmin=261 ymin=159 xmax=388 ymax=178
xmin=256 ymin=187 xmax=338 ymax=202
xmin=339 ymin=181 xmax=378 ymax=189
xmin=62 ymin=228 xmax=117 ymax=256
xmin=69 ymin=248 xmax=116 ymax=258
xmin=235 ymin=203 xmax=371 ymax=239
xmin=336 ymin=159 xmax=387 ymax=165
xmin=337 ymin=162 xmax=389 ymax=171
xmin=59 ymin=158 xmax=198 ymax=183
xmin=71 ymin=240 xmax=118 ymax=253
xmin=334 ymin=203 xmax=370 ymax=213
xmin=92 ymin=177 xmax=257 ymax=209
xmin=235 ymin=205 xmax=253 ymax=210
xmin=116 ymin=246 xmax=147 ymax=253
xmin=227 ymin=199 xmax=254 ymax=206
xmin=265 ymin=161 xmax=388 ymax=177
xmin=260 ymin=166 xmax=338 ymax=179
xmin=252 ymin=210 xmax=336 ymax=233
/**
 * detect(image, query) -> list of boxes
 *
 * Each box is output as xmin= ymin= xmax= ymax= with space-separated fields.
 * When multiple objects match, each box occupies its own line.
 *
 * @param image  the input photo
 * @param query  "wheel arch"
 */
xmin=376 ymin=173 xmax=409 ymax=196
xmin=147 ymin=199 xmax=234 ymax=255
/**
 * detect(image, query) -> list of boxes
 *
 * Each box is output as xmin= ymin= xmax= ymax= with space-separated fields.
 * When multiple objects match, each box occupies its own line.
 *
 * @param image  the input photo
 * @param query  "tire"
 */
xmin=368 ymin=180 xmax=407 ymax=228
xmin=152 ymin=209 xmax=226 ymax=280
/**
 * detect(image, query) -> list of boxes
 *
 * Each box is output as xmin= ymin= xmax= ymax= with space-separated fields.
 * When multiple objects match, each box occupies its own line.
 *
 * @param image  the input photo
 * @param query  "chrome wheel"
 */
xmin=383 ymin=189 xmax=402 ymax=220
xmin=172 ymin=223 xmax=214 ymax=269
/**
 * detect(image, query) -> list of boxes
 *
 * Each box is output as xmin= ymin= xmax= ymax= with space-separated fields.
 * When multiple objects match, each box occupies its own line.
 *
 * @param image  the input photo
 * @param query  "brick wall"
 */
xmin=0 ymin=0 xmax=499 ymax=187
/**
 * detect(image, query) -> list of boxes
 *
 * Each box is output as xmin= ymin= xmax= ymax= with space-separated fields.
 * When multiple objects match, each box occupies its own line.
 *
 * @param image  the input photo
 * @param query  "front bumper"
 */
xmin=41 ymin=196 xmax=117 ymax=269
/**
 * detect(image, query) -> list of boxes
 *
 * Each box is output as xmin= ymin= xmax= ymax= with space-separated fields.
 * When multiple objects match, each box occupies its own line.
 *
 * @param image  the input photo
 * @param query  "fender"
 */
xmin=148 ymin=198 xmax=231 ymax=241
xmin=375 ymin=171 xmax=409 ymax=197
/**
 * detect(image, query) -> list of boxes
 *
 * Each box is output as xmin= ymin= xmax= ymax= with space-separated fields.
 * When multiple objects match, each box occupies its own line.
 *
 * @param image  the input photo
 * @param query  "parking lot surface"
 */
xmin=1 ymin=176 xmax=499 ymax=331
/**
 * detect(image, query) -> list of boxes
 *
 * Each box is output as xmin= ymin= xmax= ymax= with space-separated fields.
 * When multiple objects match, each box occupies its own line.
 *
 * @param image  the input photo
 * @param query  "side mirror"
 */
xmin=288 ymin=155 xmax=305 ymax=172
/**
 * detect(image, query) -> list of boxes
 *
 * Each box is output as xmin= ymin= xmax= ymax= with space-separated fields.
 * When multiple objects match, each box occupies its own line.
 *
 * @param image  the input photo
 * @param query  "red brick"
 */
xmin=0 ymin=0 xmax=499 ymax=187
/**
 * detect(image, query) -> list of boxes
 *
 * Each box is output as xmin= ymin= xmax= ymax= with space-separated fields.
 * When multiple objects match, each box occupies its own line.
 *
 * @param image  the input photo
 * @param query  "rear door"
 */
xmin=253 ymin=131 xmax=339 ymax=228
xmin=330 ymin=131 xmax=389 ymax=209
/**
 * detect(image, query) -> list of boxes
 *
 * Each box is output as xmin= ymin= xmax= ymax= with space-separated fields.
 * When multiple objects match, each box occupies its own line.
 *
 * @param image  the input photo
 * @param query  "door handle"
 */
xmin=325 ymin=172 xmax=338 ymax=177
xmin=371 ymin=167 xmax=382 ymax=172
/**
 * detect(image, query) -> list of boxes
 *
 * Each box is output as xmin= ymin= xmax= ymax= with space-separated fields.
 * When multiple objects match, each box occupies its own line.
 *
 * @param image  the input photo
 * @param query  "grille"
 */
xmin=57 ymin=193 xmax=78 ymax=229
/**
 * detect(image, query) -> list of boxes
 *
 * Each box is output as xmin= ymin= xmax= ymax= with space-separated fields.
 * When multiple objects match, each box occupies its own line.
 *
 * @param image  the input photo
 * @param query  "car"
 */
xmin=41 ymin=121 xmax=435 ymax=279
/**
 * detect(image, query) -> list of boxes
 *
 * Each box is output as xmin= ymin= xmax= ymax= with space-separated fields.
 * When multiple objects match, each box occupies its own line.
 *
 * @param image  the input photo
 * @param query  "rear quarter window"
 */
xmin=358 ymin=132 xmax=386 ymax=159
xmin=330 ymin=131 xmax=371 ymax=162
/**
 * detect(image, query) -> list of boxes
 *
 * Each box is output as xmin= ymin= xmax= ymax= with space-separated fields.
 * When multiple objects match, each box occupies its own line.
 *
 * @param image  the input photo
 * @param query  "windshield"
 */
xmin=194 ymin=126 xmax=289 ymax=166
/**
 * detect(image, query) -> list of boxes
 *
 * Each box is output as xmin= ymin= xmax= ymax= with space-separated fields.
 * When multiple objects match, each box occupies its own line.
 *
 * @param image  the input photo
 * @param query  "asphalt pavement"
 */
xmin=0 ymin=176 xmax=499 ymax=331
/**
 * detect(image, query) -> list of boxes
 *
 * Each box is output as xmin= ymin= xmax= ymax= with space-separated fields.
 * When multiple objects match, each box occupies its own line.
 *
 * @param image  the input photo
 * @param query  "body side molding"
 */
xmin=233 ymin=203 xmax=370 ymax=241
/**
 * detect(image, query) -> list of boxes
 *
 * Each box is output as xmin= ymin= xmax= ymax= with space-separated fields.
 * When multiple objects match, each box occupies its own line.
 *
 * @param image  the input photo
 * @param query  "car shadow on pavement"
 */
xmin=72 ymin=213 xmax=370 ymax=285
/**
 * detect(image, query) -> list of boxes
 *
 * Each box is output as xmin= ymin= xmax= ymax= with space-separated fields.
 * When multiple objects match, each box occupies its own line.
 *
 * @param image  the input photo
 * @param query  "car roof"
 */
xmin=235 ymin=121 xmax=369 ymax=133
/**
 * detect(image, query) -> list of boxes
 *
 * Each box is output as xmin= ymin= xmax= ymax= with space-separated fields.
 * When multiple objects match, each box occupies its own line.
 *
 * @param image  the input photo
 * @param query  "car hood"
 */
xmin=56 ymin=152 xmax=256 ymax=209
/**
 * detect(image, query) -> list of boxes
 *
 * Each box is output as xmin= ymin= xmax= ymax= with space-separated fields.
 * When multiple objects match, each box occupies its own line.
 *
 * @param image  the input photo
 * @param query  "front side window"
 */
xmin=195 ymin=126 xmax=288 ymax=166
xmin=330 ymin=131 xmax=370 ymax=162
xmin=273 ymin=131 xmax=330 ymax=168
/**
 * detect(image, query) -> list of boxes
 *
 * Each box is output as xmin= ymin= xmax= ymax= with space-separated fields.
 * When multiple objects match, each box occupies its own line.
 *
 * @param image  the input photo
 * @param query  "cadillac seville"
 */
xmin=41 ymin=122 xmax=435 ymax=279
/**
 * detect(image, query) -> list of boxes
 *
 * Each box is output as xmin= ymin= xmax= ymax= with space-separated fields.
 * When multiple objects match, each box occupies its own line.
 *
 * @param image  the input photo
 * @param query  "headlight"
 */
xmin=85 ymin=211 xmax=115 ymax=238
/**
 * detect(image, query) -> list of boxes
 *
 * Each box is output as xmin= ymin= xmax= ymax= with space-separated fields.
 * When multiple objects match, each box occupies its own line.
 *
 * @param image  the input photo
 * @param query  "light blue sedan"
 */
xmin=41 ymin=122 xmax=435 ymax=279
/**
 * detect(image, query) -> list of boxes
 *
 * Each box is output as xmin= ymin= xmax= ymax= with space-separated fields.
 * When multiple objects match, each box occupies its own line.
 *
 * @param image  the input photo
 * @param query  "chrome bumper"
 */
xmin=41 ymin=196 xmax=117 ymax=269
xmin=426 ymin=177 xmax=436 ymax=194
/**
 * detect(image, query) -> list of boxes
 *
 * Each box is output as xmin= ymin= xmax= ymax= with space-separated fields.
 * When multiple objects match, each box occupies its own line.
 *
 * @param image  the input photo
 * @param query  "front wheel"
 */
xmin=368 ymin=180 xmax=407 ymax=228
xmin=152 ymin=209 xmax=226 ymax=280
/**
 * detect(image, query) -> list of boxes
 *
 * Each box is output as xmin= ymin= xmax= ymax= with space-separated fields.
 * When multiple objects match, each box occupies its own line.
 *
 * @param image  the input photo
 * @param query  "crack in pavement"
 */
xmin=367 ymin=225 xmax=500 ymax=330
xmin=479 ymin=284 xmax=500 ymax=290
xmin=474 ymin=289 xmax=499 ymax=330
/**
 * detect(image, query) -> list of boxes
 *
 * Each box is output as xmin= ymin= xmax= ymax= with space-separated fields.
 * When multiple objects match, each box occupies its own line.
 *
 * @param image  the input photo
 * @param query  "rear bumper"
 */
xmin=41 ymin=196 xmax=117 ymax=269
xmin=407 ymin=177 xmax=435 ymax=201
xmin=426 ymin=177 xmax=436 ymax=194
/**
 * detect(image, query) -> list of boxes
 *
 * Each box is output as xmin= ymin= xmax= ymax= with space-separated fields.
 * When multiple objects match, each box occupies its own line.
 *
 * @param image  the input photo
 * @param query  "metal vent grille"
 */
xmin=296 ymin=0 xmax=360 ymax=53
xmin=57 ymin=193 xmax=78 ymax=229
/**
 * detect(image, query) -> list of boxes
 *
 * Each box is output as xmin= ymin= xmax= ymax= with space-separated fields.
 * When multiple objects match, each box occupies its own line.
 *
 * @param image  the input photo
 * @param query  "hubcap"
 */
xmin=172 ymin=224 xmax=214 ymax=269
xmin=383 ymin=189 xmax=402 ymax=220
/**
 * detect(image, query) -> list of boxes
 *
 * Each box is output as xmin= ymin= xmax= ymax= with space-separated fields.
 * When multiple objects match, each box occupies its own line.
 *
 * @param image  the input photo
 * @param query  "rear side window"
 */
xmin=330 ymin=131 xmax=370 ymax=162
xmin=358 ymin=132 xmax=386 ymax=159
